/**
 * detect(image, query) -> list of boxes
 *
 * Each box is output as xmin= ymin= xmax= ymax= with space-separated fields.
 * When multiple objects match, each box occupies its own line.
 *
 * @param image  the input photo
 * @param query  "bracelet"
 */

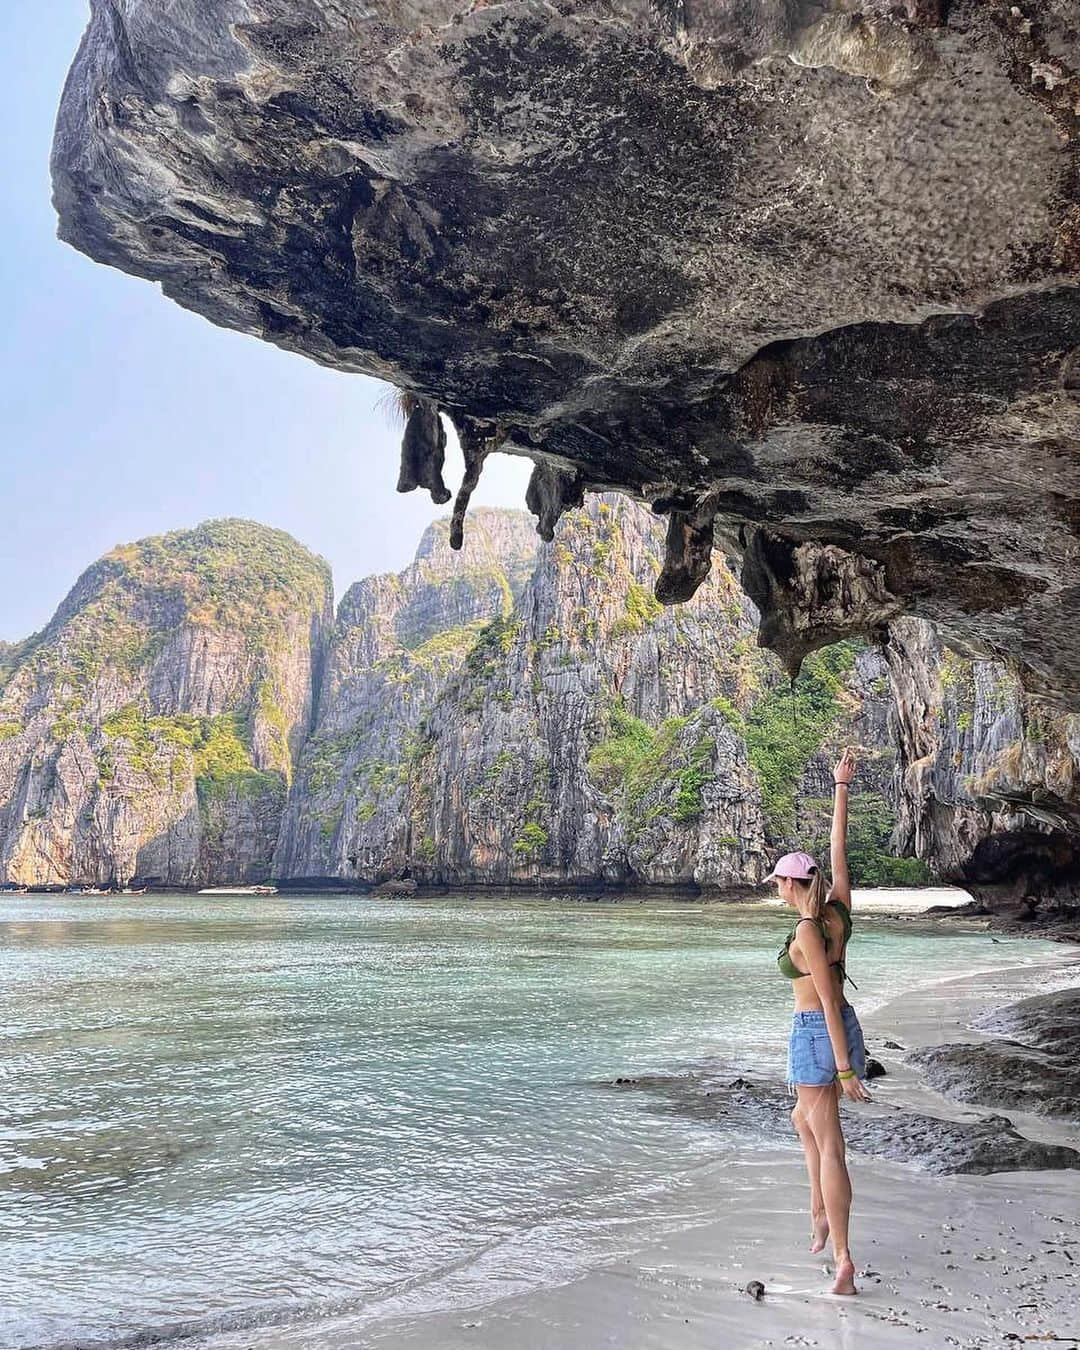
xmin=836 ymin=1068 xmax=856 ymax=1080
xmin=834 ymin=780 xmax=851 ymax=789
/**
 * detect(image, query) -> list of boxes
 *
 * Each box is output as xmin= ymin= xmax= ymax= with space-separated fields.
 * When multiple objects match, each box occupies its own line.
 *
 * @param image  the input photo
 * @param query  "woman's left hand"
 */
xmin=838 ymin=1072 xmax=873 ymax=1102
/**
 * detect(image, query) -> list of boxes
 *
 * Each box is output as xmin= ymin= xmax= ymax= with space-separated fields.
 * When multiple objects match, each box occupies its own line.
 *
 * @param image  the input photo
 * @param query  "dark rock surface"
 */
xmin=906 ymin=987 xmax=1080 ymax=1119
xmin=51 ymin=1 xmax=1080 ymax=712
xmin=593 ymin=1066 xmax=1080 ymax=1174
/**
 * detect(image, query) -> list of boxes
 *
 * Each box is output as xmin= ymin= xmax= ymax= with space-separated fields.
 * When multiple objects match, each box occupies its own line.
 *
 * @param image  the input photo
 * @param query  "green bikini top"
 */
xmin=777 ymin=898 xmax=858 ymax=989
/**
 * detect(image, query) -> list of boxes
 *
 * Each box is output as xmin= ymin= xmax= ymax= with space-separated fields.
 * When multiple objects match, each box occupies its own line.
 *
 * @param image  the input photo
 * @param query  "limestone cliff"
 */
xmin=0 ymin=521 xmax=332 ymax=887
xmin=273 ymin=508 xmax=538 ymax=879
xmin=279 ymin=495 xmax=909 ymax=889
xmin=886 ymin=618 xmax=1080 ymax=911
xmin=2 ymin=504 xmax=1043 ymax=895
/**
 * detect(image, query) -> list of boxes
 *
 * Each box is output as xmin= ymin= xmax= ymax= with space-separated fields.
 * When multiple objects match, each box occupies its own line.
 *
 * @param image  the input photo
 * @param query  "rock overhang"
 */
xmin=51 ymin=0 xmax=1080 ymax=702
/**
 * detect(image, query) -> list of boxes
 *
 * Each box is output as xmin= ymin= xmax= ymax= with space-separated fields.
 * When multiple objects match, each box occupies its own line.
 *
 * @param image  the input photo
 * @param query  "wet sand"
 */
xmin=222 ymin=944 xmax=1080 ymax=1350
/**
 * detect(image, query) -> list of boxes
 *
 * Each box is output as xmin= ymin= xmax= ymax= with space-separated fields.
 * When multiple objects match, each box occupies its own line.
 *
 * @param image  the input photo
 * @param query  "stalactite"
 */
xmin=654 ymin=502 xmax=717 ymax=604
xmin=742 ymin=529 xmax=904 ymax=678
xmin=396 ymin=395 xmax=451 ymax=505
xmin=447 ymin=415 xmax=503 ymax=550
xmin=525 ymin=461 xmax=585 ymax=542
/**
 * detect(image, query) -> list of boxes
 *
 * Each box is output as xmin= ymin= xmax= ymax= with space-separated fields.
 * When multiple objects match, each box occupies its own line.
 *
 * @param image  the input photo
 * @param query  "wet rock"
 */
xmin=975 ymin=987 xmax=1080 ymax=1060
xmin=372 ymin=877 xmax=417 ymax=898
xmin=592 ymin=1067 xmax=1080 ymax=1174
xmin=906 ymin=988 xmax=1080 ymax=1120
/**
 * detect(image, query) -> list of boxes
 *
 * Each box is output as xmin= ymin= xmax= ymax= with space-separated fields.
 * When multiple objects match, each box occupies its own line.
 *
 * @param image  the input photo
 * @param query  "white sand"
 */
xmin=214 ymin=945 xmax=1080 ymax=1350
xmin=764 ymin=884 xmax=978 ymax=916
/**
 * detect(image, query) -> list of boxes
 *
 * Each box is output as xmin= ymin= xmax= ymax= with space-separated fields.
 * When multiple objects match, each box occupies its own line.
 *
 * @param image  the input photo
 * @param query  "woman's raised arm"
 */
xmin=830 ymin=747 xmax=856 ymax=906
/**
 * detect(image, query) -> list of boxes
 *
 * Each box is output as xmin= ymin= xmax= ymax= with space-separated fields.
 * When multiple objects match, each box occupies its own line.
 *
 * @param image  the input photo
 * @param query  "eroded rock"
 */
xmin=49 ymin=0 xmax=1080 ymax=707
xmin=906 ymin=987 xmax=1080 ymax=1119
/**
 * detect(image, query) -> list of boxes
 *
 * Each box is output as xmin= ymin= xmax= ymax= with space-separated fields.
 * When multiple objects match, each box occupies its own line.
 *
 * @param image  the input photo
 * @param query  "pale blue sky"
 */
xmin=0 ymin=3 xmax=532 ymax=642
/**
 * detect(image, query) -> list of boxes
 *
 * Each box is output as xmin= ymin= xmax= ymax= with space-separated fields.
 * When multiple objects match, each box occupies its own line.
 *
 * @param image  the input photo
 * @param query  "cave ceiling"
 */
xmin=51 ymin=0 xmax=1080 ymax=701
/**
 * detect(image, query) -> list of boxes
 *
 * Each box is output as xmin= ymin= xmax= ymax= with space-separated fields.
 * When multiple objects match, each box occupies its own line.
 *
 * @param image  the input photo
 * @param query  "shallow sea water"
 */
xmin=0 ymin=890 xmax=1065 ymax=1347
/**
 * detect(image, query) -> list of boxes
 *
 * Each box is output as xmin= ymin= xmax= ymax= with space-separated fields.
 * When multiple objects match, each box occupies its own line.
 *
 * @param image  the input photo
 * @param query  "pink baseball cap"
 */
xmin=763 ymin=850 xmax=818 ymax=882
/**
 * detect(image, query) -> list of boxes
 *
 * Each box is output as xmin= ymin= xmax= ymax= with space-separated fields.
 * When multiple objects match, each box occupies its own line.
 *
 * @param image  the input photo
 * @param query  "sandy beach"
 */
xmin=212 ymin=935 xmax=1080 ymax=1350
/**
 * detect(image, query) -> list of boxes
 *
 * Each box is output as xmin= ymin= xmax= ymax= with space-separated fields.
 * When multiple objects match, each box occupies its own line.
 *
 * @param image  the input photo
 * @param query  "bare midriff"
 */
xmin=789 ymin=913 xmax=849 ymax=1012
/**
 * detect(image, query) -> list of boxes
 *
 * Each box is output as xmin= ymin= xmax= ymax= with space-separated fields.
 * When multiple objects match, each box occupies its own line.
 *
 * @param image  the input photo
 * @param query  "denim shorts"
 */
xmin=786 ymin=1004 xmax=867 ymax=1095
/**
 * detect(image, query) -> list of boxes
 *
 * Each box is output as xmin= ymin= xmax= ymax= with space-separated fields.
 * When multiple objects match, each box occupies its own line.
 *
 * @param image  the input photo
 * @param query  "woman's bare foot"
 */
xmin=830 ymin=1253 xmax=857 ymax=1295
xmin=809 ymin=1210 xmax=829 ymax=1253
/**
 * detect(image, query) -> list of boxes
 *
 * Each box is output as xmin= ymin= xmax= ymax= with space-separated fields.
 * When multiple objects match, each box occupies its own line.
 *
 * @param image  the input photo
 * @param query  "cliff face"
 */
xmin=273 ymin=509 xmax=538 ymax=880
xmin=404 ymin=496 xmax=770 ymax=887
xmin=0 ymin=521 xmax=332 ymax=887
xmin=886 ymin=618 xmax=1080 ymax=909
xmin=51 ymin=1 xmax=1080 ymax=714
xmin=6 ymin=503 xmax=1060 ymax=897
xmin=279 ymin=495 xmax=907 ymax=889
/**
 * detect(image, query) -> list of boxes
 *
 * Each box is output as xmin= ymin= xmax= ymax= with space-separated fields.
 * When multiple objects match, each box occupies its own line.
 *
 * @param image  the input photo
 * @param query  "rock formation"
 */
xmin=906 ymin=986 xmax=1080 ymax=1120
xmin=279 ymin=494 xmax=907 ymax=888
xmin=4 ymin=499 xmax=1076 ymax=907
xmin=885 ymin=617 xmax=1080 ymax=917
xmin=0 ymin=521 xmax=332 ymax=887
xmin=50 ymin=1 xmax=1080 ymax=721
xmin=274 ymin=507 xmax=539 ymax=880
xmin=1 ymin=501 xmax=915 ymax=890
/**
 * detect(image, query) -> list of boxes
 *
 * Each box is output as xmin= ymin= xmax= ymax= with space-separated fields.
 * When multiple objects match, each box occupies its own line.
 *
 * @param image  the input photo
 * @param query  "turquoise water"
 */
xmin=0 ymin=892 xmax=1063 ymax=1347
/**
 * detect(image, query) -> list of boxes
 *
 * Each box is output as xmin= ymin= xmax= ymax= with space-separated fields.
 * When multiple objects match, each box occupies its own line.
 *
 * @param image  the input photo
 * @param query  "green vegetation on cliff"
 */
xmin=612 ymin=581 xmax=663 ymax=637
xmin=109 ymin=519 xmax=330 ymax=633
xmin=0 ymin=520 xmax=330 ymax=713
xmin=588 ymin=703 xmax=715 ymax=830
xmin=800 ymin=795 xmax=932 ymax=887
xmin=99 ymin=704 xmax=285 ymax=804
xmin=714 ymin=642 xmax=858 ymax=837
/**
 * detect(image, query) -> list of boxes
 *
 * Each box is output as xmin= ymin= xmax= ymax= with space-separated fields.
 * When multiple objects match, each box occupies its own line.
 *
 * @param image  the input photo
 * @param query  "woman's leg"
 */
xmin=797 ymin=1082 xmax=857 ymax=1294
xmin=790 ymin=1098 xmax=829 ymax=1251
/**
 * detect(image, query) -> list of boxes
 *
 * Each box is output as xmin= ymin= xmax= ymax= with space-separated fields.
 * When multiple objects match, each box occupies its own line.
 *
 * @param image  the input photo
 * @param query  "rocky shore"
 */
xmin=596 ymin=944 xmax=1080 ymax=1176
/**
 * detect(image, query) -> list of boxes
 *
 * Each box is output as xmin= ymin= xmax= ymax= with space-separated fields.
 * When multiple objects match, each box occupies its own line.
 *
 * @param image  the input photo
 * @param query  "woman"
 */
xmin=768 ymin=746 xmax=872 ymax=1296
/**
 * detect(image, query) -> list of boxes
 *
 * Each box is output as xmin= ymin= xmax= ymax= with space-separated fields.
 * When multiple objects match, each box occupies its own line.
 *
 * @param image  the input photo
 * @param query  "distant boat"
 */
xmin=120 ymin=886 xmax=148 ymax=895
xmin=198 ymin=885 xmax=279 ymax=896
xmin=0 ymin=886 xmax=27 ymax=895
xmin=66 ymin=885 xmax=106 ymax=895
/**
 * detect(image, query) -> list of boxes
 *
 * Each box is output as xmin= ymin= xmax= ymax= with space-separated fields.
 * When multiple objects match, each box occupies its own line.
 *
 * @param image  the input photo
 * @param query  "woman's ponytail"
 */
xmin=806 ymin=866 xmax=829 ymax=920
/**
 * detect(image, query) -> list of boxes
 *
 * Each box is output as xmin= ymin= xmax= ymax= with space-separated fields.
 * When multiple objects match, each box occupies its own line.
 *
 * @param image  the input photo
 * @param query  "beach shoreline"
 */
xmin=199 ymin=939 xmax=1080 ymax=1350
